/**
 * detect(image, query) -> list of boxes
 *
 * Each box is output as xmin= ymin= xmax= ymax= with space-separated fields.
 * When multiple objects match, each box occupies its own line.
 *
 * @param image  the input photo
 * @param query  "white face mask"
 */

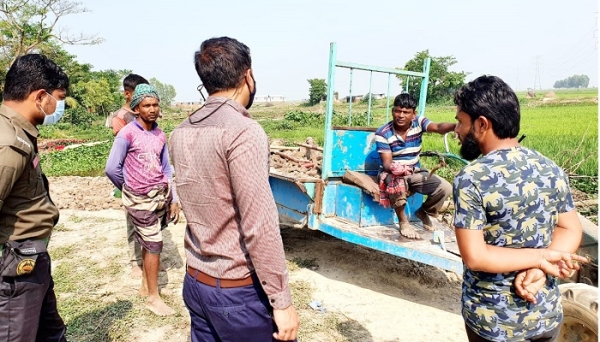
xmin=43 ymin=99 xmax=65 ymax=125
xmin=40 ymin=92 xmax=59 ymax=116
xmin=54 ymin=100 xmax=65 ymax=115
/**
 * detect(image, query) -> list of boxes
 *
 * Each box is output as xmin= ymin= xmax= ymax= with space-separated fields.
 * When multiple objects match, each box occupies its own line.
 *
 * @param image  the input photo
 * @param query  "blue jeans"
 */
xmin=183 ymin=271 xmax=291 ymax=342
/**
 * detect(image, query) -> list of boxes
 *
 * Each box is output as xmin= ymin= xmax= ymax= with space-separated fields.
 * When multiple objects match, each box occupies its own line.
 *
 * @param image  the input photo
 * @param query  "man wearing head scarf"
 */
xmin=105 ymin=84 xmax=180 ymax=316
xmin=109 ymin=73 xmax=150 ymax=279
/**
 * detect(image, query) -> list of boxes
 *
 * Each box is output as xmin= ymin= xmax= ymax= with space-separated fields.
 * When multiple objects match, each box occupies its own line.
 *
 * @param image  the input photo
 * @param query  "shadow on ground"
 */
xmin=66 ymin=300 xmax=133 ymax=342
xmin=281 ymin=227 xmax=462 ymax=315
xmin=337 ymin=318 xmax=374 ymax=342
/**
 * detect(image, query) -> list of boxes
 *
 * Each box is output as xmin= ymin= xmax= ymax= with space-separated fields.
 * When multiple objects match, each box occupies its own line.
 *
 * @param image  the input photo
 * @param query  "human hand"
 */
xmin=390 ymin=162 xmax=412 ymax=176
xmin=538 ymin=249 xmax=587 ymax=278
xmin=272 ymin=305 xmax=300 ymax=341
xmin=169 ymin=203 xmax=180 ymax=224
xmin=555 ymin=260 xmax=578 ymax=278
xmin=515 ymin=268 xmax=546 ymax=304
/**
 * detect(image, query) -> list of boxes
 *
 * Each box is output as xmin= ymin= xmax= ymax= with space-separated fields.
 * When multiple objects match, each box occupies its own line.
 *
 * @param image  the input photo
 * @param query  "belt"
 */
xmin=186 ymin=266 xmax=253 ymax=288
xmin=0 ymin=237 xmax=50 ymax=253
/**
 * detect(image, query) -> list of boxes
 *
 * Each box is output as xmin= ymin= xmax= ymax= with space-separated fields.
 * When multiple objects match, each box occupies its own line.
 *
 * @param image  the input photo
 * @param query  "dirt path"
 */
xmin=47 ymin=177 xmax=467 ymax=341
xmin=282 ymin=228 xmax=466 ymax=342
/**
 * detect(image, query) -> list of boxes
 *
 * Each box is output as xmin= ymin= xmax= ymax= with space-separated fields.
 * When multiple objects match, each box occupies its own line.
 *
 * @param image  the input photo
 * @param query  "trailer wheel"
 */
xmin=558 ymin=283 xmax=598 ymax=342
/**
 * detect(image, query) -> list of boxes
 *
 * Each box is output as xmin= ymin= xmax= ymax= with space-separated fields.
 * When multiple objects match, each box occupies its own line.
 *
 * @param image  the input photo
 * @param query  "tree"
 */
xmin=0 ymin=0 xmax=103 ymax=90
xmin=149 ymin=78 xmax=177 ymax=106
xmin=307 ymin=78 xmax=326 ymax=105
xmin=396 ymin=50 xmax=468 ymax=104
xmin=554 ymin=75 xmax=590 ymax=89
xmin=70 ymin=78 xmax=111 ymax=111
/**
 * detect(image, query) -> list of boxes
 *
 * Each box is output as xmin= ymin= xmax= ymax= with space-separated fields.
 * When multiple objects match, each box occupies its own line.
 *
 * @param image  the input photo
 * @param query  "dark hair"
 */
xmin=194 ymin=37 xmax=251 ymax=95
xmin=123 ymin=74 xmax=149 ymax=92
xmin=393 ymin=93 xmax=417 ymax=110
xmin=453 ymin=75 xmax=520 ymax=139
xmin=3 ymin=54 xmax=69 ymax=101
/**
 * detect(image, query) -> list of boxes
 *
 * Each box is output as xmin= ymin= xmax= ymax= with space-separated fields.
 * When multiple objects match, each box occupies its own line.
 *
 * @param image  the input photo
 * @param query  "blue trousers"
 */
xmin=183 ymin=271 xmax=293 ymax=342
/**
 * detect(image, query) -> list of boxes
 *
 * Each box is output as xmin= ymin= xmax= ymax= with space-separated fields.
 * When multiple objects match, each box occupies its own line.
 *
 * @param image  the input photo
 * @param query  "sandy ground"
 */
xmin=48 ymin=176 xmax=468 ymax=341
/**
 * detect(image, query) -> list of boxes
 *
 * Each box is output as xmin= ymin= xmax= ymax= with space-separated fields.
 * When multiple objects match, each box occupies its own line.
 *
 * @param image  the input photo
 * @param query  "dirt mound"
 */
xmin=48 ymin=176 xmax=122 ymax=211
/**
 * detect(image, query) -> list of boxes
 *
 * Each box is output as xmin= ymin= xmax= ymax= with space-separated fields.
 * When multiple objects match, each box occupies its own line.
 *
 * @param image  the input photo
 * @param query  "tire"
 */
xmin=558 ymin=283 xmax=598 ymax=342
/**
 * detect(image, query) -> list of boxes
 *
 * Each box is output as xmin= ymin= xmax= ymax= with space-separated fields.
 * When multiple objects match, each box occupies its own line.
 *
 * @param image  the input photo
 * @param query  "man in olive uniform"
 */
xmin=0 ymin=54 xmax=69 ymax=341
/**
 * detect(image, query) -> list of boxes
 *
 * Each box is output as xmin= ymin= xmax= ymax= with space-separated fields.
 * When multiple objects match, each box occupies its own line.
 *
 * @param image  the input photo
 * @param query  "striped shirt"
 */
xmin=169 ymin=97 xmax=291 ymax=310
xmin=375 ymin=117 xmax=431 ymax=167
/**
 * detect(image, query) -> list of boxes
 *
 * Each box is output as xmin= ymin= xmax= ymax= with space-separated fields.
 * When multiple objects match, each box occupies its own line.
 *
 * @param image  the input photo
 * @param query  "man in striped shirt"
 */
xmin=375 ymin=93 xmax=456 ymax=239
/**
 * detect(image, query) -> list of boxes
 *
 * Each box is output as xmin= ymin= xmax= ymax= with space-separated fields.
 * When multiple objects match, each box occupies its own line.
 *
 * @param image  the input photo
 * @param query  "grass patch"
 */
xmin=39 ymin=123 xmax=114 ymax=141
xmin=49 ymin=244 xmax=77 ymax=260
xmin=52 ymin=251 xmax=118 ymax=294
xmin=290 ymin=279 xmax=360 ymax=342
xmin=38 ymin=94 xmax=598 ymax=195
xmin=516 ymin=88 xmax=598 ymax=101
xmin=70 ymin=215 xmax=83 ymax=223
xmin=59 ymin=298 xmax=134 ymax=342
xmin=59 ymin=292 xmax=185 ymax=342
xmin=90 ymin=217 xmax=117 ymax=224
xmin=40 ymin=141 xmax=112 ymax=177
xmin=290 ymin=256 xmax=320 ymax=270
xmin=53 ymin=223 xmax=71 ymax=232
xmin=50 ymin=243 xmax=182 ymax=341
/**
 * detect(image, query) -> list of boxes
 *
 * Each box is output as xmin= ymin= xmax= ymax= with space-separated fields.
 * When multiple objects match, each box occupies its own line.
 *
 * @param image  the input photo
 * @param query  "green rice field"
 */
xmin=39 ymin=89 xmax=598 ymax=192
xmin=261 ymin=99 xmax=598 ymax=178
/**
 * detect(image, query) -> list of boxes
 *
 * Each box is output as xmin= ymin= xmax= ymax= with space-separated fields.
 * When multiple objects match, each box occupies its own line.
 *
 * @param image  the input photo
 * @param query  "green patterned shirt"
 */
xmin=453 ymin=147 xmax=574 ymax=342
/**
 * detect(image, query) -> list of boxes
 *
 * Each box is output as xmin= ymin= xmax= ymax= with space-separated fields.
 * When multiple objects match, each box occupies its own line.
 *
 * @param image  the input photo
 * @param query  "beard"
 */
xmin=459 ymin=130 xmax=482 ymax=161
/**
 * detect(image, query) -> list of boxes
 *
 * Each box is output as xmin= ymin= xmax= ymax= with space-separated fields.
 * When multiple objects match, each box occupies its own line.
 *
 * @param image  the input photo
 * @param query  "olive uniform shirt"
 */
xmin=0 ymin=105 xmax=58 ymax=245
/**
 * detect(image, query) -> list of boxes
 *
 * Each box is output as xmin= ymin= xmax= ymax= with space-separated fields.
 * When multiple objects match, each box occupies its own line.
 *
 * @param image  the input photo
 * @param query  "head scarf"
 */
xmin=130 ymin=84 xmax=160 ymax=110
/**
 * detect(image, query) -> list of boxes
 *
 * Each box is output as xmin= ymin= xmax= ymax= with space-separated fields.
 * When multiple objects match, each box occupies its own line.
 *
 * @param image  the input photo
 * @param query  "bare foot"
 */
xmin=416 ymin=210 xmax=435 ymax=231
xmin=139 ymin=285 xmax=148 ymax=297
xmin=130 ymin=265 xmax=143 ymax=279
xmin=399 ymin=222 xmax=420 ymax=239
xmin=146 ymin=296 xmax=175 ymax=316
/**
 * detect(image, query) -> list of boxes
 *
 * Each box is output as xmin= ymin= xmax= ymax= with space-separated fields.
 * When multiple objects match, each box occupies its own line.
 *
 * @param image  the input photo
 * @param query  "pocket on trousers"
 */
xmin=205 ymin=300 xmax=273 ymax=341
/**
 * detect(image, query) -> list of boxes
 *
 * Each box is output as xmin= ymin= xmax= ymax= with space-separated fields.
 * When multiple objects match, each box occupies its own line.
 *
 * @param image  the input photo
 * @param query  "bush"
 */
xmin=284 ymin=110 xmax=324 ymax=126
xmin=40 ymin=142 xmax=111 ymax=176
xmin=62 ymin=108 xmax=99 ymax=126
xmin=332 ymin=111 xmax=369 ymax=127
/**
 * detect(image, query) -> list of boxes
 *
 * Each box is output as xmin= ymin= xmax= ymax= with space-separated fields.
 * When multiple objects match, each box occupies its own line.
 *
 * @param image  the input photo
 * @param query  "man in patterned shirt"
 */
xmin=169 ymin=37 xmax=299 ymax=341
xmin=375 ymin=93 xmax=456 ymax=239
xmin=108 ymin=73 xmax=150 ymax=278
xmin=452 ymin=75 xmax=586 ymax=342
xmin=105 ymin=84 xmax=180 ymax=316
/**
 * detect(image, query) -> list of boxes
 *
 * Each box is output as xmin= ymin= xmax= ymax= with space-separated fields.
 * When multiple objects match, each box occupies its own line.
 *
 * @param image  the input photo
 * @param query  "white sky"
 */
xmin=61 ymin=0 xmax=599 ymax=102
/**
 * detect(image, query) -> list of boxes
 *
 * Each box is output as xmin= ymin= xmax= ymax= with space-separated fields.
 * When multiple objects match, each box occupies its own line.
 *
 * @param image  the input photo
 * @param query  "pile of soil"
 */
xmin=48 ymin=176 xmax=122 ymax=211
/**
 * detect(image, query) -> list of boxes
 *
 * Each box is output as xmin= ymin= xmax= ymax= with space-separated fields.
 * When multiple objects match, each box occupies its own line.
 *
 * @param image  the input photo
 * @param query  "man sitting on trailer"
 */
xmin=375 ymin=93 xmax=456 ymax=239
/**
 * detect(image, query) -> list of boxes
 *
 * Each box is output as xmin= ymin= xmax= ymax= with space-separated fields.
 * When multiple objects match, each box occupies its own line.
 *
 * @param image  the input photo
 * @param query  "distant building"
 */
xmin=254 ymin=95 xmax=286 ymax=103
xmin=174 ymin=101 xmax=203 ymax=111
xmin=343 ymin=93 xmax=386 ymax=103
xmin=344 ymin=95 xmax=363 ymax=103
